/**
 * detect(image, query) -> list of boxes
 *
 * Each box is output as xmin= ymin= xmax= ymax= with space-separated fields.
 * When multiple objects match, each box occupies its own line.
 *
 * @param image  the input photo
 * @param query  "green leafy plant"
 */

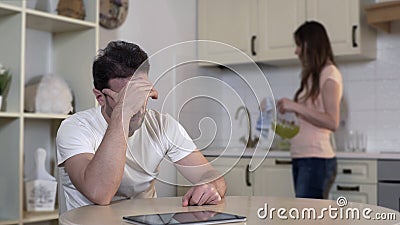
xmin=0 ymin=64 xmax=12 ymax=96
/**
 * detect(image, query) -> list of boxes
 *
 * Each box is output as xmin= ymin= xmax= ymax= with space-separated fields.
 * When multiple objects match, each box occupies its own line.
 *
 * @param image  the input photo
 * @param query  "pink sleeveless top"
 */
xmin=290 ymin=65 xmax=343 ymax=158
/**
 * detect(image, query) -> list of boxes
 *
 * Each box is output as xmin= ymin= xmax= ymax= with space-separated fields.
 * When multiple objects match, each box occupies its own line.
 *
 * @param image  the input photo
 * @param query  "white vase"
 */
xmin=25 ymin=148 xmax=57 ymax=212
xmin=25 ymin=180 xmax=57 ymax=211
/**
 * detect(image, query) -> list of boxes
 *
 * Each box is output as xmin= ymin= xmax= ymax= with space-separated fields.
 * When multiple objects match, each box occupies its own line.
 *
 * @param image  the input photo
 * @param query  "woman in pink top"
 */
xmin=277 ymin=21 xmax=343 ymax=199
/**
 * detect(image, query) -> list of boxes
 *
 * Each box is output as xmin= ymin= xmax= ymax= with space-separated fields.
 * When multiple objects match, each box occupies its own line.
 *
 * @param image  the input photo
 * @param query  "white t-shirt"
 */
xmin=56 ymin=106 xmax=196 ymax=213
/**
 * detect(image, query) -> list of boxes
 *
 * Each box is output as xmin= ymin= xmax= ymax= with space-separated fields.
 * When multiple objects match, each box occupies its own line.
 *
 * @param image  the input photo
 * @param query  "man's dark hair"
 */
xmin=92 ymin=41 xmax=150 ymax=91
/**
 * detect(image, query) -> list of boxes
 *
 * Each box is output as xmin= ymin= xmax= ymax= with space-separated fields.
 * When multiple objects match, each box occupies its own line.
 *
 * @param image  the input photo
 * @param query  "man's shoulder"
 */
xmin=145 ymin=109 xmax=170 ymax=121
xmin=57 ymin=107 xmax=105 ymax=143
xmin=62 ymin=107 xmax=102 ymax=127
xmin=144 ymin=109 xmax=177 ymax=130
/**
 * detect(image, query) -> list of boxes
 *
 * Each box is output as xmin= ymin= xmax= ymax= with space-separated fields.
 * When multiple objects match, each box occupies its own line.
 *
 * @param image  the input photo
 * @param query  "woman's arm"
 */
xmin=277 ymin=79 xmax=341 ymax=131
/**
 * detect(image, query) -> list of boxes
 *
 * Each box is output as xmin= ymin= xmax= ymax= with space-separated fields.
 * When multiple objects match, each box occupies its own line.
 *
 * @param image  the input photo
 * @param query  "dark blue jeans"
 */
xmin=292 ymin=157 xmax=337 ymax=199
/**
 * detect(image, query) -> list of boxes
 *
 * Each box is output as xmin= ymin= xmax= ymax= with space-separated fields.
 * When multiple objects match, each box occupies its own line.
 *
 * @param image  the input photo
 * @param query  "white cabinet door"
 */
xmin=307 ymin=0 xmax=357 ymax=56
xmin=306 ymin=0 xmax=376 ymax=59
xmin=257 ymin=0 xmax=305 ymax=63
xmin=335 ymin=159 xmax=377 ymax=184
xmin=329 ymin=183 xmax=377 ymax=205
xmin=328 ymin=159 xmax=377 ymax=205
xmin=254 ymin=158 xmax=295 ymax=197
xmin=198 ymin=0 xmax=257 ymax=64
xmin=206 ymin=157 xmax=253 ymax=196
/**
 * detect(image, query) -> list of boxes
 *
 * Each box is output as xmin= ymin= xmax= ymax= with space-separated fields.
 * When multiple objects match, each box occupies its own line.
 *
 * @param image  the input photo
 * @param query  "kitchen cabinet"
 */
xmin=177 ymin=157 xmax=294 ymax=198
xmin=179 ymin=154 xmax=378 ymax=206
xmin=306 ymin=0 xmax=376 ymax=60
xmin=328 ymin=159 xmax=377 ymax=205
xmin=198 ymin=0 xmax=376 ymax=65
xmin=330 ymin=183 xmax=377 ymax=204
xmin=253 ymin=158 xmax=295 ymax=197
xmin=256 ymin=0 xmax=306 ymax=64
xmin=197 ymin=0 xmax=257 ymax=65
xmin=0 ymin=1 xmax=98 ymax=224
xmin=253 ymin=158 xmax=377 ymax=204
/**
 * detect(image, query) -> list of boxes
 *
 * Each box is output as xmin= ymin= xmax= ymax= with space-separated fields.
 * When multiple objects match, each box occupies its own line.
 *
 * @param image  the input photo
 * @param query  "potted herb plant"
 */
xmin=0 ymin=64 xmax=12 ymax=111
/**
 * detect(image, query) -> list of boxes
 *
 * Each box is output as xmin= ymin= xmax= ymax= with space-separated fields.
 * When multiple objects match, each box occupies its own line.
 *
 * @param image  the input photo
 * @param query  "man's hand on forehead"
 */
xmin=126 ymin=75 xmax=158 ymax=99
xmin=101 ymin=73 xmax=158 ymax=118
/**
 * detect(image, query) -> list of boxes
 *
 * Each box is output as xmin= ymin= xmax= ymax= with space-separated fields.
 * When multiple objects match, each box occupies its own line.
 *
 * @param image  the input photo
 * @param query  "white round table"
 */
xmin=60 ymin=196 xmax=400 ymax=224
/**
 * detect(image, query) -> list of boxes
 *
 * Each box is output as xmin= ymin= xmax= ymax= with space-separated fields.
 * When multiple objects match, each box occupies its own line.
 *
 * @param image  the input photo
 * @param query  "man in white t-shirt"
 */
xmin=56 ymin=41 xmax=226 ymax=214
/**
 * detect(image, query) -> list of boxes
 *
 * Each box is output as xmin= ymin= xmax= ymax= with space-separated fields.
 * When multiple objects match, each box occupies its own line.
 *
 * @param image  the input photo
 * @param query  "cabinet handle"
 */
xmin=352 ymin=25 xmax=358 ymax=48
xmin=246 ymin=164 xmax=252 ymax=187
xmin=251 ymin=35 xmax=257 ymax=56
xmin=342 ymin=169 xmax=352 ymax=174
xmin=337 ymin=185 xmax=360 ymax=192
xmin=275 ymin=159 xmax=292 ymax=165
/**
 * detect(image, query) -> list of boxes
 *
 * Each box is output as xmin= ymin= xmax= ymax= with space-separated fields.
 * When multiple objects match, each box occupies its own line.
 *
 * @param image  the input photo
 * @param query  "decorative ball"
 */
xmin=25 ymin=75 xmax=73 ymax=114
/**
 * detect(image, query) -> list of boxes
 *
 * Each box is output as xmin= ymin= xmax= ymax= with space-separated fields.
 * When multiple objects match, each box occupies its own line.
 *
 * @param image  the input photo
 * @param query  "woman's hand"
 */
xmin=276 ymin=98 xmax=298 ymax=114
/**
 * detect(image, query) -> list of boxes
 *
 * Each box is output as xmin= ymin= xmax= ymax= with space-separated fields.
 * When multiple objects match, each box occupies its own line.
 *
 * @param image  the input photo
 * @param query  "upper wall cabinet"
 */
xmin=197 ymin=0 xmax=258 ymax=65
xmin=306 ymin=0 xmax=376 ymax=61
xmin=257 ymin=0 xmax=306 ymax=64
xmin=198 ymin=0 xmax=377 ymax=66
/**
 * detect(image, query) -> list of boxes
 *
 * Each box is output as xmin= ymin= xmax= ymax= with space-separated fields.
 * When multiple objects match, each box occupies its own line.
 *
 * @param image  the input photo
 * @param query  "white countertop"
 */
xmin=200 ymin=147 xmax=400 ymax=160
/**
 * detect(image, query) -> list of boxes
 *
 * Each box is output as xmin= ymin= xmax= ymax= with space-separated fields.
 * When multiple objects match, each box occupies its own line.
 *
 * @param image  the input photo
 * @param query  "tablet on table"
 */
xmin=122 ymin=210 xmax=247 ymax=225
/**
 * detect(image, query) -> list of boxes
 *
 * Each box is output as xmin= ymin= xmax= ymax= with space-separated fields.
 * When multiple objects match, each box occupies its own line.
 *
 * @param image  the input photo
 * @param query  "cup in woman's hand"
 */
xmin=272 ymin=112 xmax=300 ymax=139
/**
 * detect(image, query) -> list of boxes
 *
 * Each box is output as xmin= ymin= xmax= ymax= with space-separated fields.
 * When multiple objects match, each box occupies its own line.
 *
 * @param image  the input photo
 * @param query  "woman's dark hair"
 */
xmin=92 ymin=41 xmax=150 ymax=91
xmin=293 ymin=21 xmax=336 ymax=103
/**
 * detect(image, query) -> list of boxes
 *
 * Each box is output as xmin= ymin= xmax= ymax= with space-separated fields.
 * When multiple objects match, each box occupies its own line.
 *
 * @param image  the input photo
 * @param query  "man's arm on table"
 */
xmin=175 ymin=150 xmax=226 ymax=206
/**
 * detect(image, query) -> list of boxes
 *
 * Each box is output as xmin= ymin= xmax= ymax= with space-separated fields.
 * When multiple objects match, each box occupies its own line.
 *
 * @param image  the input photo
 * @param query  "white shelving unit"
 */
xmin=0 ymin=1 xmax=98 ymax=224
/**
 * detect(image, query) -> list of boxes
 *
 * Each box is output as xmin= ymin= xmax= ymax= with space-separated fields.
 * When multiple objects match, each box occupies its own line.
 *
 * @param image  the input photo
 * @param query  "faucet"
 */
xmin=235 ymin=106 xmax=259 ymax=148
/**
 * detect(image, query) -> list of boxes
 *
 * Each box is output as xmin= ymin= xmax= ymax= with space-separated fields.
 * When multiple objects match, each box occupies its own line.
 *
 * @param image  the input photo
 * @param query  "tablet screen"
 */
xmin=122 ymin=210 xmax=247 ymax=225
